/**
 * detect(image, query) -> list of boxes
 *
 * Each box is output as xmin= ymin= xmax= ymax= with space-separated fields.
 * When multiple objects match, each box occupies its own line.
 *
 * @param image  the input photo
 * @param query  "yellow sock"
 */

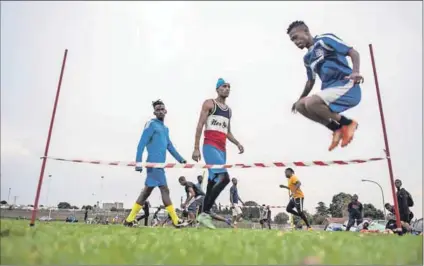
xmin=165 ymin=205 xmax=179 ymax=225
xmin=126 ymin=203 xmax=142 ymax=222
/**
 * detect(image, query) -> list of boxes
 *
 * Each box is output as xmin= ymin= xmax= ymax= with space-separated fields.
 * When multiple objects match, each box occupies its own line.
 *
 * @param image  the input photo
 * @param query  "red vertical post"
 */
xmin=29 ymin=49 xmax=69 ymax=226
xmin=368 ymin=44 xmax=401 ymax=229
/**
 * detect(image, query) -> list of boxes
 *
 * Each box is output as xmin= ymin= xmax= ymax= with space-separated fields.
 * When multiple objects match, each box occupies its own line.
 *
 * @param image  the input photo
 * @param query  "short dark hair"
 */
xmin=287 ymin=20 xmax=308 ymax=34
xmin=285 ymin=168 xmax=294 ymax=173
xmin=178 ymin=176 xmax=186 ymax=182
xmin=152 ymin=99 xmax=164 ymax=108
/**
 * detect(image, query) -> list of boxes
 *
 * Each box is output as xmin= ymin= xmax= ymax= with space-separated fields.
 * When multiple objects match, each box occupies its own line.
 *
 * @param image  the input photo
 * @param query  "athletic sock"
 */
xmin=165 ymin=205 xmax=179 ymax=225
xmin=126 ymin=203 xmax=142 ymax=222
xmin=326 ymin=120 xmax=342 ymax=131
xmin=339 ymin=116 xmax=353 ymax=126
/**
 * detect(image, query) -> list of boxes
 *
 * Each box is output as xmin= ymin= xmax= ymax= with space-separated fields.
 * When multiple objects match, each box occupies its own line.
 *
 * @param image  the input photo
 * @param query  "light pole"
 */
xmin=361 ymin=179 xmax=387 ymax=221
xmin=100 ymin=176 xmax=104 ymax=209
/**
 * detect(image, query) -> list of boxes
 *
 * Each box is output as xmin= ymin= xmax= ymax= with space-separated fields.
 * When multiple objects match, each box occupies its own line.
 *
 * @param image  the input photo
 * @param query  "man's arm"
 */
xmin=135 ymin=121 xmax=155 ymax=163
xmin=194 ymin=100 xmax=214 ymax=150
xmin=298 ymin=79 xmax=315 ymax=100
xmin=183 ymin=187 xmax=195 ymax=207
xmin=230 ymin=187 xmax=234 ymax=206
xmin=347 ymin=48 xmax=360 ymax=73
xmin=238 ymin=196 xmax=244 ymax=205
xmin=227 ymin=121 xmax=241 ymax=146
xmin=167 ymin=134 xmax=185 ymax=163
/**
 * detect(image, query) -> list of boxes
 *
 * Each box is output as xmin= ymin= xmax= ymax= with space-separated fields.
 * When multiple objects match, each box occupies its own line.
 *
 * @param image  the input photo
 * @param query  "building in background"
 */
xmin=102 ymin=202 xmax=124 ymax=210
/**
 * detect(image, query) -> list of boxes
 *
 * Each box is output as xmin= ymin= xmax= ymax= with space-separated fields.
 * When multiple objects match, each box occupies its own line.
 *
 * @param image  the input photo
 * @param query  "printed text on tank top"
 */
xmin=204 ymin=99 xmax=231 ymax=151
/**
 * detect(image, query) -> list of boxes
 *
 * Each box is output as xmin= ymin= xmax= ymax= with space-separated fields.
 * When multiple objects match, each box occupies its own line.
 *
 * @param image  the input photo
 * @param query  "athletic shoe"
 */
xmin=328 ymin=129 xmax=343 ymax=151
xmin=196 ymin=213 xmax=216 ymax=229
xmin=123 ymin=220 xmax=137 ymax=227
xmin=173 ymin=219 xmax=190 ymax=228
xmin=341 ymin=120 xmax=358 ymax=147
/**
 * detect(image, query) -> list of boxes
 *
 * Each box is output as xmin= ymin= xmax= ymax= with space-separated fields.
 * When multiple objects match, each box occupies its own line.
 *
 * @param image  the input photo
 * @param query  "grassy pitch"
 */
xmin=1 ymin=219 xmax=422 ymax=265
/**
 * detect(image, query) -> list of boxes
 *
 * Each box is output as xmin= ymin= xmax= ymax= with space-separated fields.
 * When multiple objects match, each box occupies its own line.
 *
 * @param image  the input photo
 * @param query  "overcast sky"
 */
xmin=1 ymin=1 xmax=422 ymax=218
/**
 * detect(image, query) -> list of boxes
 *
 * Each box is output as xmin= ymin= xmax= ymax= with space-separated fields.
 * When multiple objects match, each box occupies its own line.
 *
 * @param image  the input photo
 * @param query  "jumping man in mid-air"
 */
xmin=287 ymin=21 xmax=363 ymax=151
xmin=192 ymin=78 xmax=244 ymax=229
xmin=124 ymin=99 xmax=188 ymax=228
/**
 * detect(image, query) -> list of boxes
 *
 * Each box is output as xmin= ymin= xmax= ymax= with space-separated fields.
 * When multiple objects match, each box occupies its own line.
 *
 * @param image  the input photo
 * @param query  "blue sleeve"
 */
xmin=135 ymin=121 xmax=155 ymax=162
xmin=166 ymin=129 xmax=184 ymax=162
xmin=318 ymin=34 xmax=352 ymax=55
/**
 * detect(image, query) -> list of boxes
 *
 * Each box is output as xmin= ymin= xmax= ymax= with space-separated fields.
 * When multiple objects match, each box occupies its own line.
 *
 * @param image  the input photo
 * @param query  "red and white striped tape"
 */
xmin=42 ymin=156 xmax=386 ymax=169
xmin=221 ymin=205 xmax=286 ymax=209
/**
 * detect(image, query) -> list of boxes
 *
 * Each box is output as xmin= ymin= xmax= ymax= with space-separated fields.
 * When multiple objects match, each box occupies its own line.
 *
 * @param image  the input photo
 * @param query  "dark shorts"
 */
xmin=287 ymin=197 xmax=304 ymax=213
xmin=187 ymin=196 xmax=204 ymax=214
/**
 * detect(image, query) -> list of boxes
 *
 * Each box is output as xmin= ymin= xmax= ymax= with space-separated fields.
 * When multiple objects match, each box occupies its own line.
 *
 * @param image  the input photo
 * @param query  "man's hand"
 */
xmin=192 ymin=149 xmax=201 ymax=162
xmin=291 ymin=102 xmax=298 ymax=114
xmin=237 ymin=143 xmax=244 ymax=154
xmin=181 ymin=203 xmax=186 ymax=209
xmin=279 ymin=184 xmax=288 ymax=189
xmin=135 ymin=166 xmax=143 ymax=173
xmin=344 ymin=72 xmax=364 ymax=84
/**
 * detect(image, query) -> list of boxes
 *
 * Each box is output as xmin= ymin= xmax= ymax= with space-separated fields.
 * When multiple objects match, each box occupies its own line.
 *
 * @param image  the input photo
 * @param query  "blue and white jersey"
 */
xmin=304 ymin=33 xmax=353 ymax=89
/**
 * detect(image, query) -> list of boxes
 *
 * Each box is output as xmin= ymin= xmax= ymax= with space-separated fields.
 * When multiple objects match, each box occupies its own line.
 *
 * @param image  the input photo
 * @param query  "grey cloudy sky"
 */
xmin=1 ymin=1 xmax=422 ymax=217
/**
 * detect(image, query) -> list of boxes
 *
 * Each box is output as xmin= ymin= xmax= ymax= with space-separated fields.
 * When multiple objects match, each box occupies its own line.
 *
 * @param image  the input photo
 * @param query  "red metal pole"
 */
xmin=368 ymin=44 xmax=401 ymax=229
xmin=29 ymin=49 xmax=68 ymax=226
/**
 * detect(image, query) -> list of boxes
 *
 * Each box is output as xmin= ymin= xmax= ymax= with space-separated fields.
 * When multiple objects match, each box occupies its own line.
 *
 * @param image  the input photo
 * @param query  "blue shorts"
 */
xmin=203 ymin=144 xmax=227 ymax=181
xmin=145 ymin=168 xmax=167 ymax=187
xmin=316 ymin=80 xmax=361 ymax=113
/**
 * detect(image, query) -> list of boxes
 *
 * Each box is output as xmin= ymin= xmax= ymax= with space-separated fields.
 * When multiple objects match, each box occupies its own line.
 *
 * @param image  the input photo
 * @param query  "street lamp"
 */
xmin=361 ymin=179 xmax=387 ymax=221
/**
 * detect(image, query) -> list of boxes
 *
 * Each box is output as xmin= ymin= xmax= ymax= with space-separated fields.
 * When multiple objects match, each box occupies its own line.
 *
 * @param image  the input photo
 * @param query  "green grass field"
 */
xmin=1 ymin=220 xmax=422 ymax=265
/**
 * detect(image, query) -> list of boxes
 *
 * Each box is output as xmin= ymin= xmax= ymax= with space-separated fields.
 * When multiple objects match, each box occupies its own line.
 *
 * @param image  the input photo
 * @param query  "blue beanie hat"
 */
xmin=216 ymin=78 xmax=229 ymax=89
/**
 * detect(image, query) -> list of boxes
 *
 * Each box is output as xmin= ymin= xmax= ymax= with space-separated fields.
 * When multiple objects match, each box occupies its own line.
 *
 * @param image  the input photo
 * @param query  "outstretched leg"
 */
xmin=124 ymin=186 xmax=154 ymax=226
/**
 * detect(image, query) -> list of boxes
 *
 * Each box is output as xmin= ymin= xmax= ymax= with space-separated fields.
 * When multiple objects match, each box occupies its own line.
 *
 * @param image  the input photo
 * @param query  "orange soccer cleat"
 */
xmin=328 ymin=129 xmax=343 ymax=151
xmin=341 ymin=120 xmax=358 ymax=147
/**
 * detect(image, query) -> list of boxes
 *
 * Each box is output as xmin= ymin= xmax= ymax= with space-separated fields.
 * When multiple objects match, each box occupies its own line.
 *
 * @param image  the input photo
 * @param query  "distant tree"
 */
xmin=71 ymin=206 xmax=79 ymax=209
xmin=1 ymin=200 xmax=8 ymax=205
xmin=315 ymin=202 xmax=330 ymax=216
xmin=312 ymin=214 xmax=327 ymax=225
xmin=57 ymin=202 xmax=72 ymax=209
xmin=110 ymin=207 xmax=118 ymax=212
xmin=39 ymin=205 xmax=44 ymax=207
xmin=313 ymin=201 xmax=330 ymax=225
xmin=274 ymin=212 xmax=289 ymax=224
xmin=82 ymin=205 xmax=93 ymax=210
xmin=242 ymin=201 xmax=260 ymax=219
xmin=329 ymin=192 xmax=352 ymax=218
xmin=363 ymin=203 xmax=385 ymax=220
xmin=293 ymin=210 xmax=313 ymax=225
xmin=28 ymin=204 xmax=34 ymax=207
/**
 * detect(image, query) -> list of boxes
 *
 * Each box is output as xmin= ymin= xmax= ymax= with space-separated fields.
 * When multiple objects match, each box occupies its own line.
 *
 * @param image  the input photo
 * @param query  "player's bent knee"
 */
xmin=295 ymin=99 xmax=307 ymax=112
